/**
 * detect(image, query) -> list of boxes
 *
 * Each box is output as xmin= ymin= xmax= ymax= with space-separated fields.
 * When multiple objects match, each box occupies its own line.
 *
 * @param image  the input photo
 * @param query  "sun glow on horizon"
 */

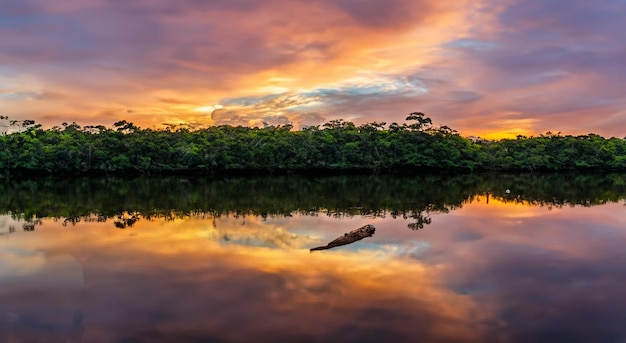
xmin=0 ymin=0 xmax=623 ymax=137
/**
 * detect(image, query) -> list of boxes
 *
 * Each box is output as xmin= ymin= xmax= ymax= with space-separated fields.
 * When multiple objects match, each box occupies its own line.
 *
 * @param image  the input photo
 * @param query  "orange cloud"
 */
xmin=1 ymin=0 xmax=625 ymax=137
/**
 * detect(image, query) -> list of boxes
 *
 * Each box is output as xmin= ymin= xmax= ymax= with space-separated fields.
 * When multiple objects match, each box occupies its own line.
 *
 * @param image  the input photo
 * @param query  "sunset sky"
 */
xmin=1 ymin=0 xmax=625 ymax=138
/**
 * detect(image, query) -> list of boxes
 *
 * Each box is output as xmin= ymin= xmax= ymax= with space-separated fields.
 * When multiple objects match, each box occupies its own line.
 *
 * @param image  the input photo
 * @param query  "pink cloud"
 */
xmin=0 ymin=0 xmax=624 ymax=137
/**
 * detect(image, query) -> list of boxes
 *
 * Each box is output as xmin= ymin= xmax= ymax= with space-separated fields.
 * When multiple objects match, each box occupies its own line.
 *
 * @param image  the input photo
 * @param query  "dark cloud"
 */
xmin=452 ymin=230 xmax=484 ymax=242
xmin=487 ymin=0 xmax=626 ymax=82
xmin=408 ymin=0 xmax=626 ymax=136
xmin=1 ymin=0 xmax=624 ymax=136
xmin=221 ymin=94 xmax=283 ymax=107
xmin=331 ymin=0 xmax=433 ymax=28
xmin=448 ymin=91 xmax=482 ymax=103
xmin=0 ymin=0 xmax=301 ymax=91
xmin=0 ymin=0 xmax=39 ymax=16
xmin=500 ymin=0 xmax=626 ymax=41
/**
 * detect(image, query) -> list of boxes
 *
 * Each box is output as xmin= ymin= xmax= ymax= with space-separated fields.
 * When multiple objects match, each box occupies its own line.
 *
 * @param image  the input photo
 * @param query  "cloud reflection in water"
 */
xmin=0 ymin=198 xmax=625 ymax=342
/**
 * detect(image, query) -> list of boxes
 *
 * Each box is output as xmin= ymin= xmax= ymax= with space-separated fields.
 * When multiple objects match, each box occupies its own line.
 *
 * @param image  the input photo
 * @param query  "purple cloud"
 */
xmin=0 ymin=0 xmax=624 ymax=137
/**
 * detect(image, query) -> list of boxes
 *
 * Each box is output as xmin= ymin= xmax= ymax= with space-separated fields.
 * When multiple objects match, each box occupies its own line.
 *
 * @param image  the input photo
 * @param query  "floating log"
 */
xmin=310 ymin=224 xmax=376 ymax=252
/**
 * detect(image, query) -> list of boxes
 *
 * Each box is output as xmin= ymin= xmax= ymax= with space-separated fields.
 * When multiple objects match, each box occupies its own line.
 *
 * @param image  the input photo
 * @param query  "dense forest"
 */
xmin=1 ymin=112 xmax=626 ymax=176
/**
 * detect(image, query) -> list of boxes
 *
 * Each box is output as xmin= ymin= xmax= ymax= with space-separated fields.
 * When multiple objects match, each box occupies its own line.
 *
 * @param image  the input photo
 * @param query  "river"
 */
xmin=1 ymin=173 xmax=625 ymax=342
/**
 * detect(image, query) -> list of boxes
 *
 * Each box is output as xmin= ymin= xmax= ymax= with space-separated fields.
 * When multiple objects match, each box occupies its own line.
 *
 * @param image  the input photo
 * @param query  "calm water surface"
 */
xmin=1 ymin=174 xmax=625 ymax=342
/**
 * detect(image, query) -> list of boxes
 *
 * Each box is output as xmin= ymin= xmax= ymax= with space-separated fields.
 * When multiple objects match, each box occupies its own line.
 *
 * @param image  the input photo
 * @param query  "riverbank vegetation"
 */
xmin=1 ymin=113 xmax=625 ymax=175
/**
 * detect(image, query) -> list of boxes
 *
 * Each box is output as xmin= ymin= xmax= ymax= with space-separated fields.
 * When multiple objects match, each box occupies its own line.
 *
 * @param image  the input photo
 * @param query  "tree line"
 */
xmin=1 ymin=113 xmax=626 ymax=176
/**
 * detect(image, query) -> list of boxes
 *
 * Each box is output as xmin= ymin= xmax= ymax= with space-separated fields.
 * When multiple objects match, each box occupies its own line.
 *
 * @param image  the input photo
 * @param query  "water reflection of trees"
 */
xmin=0 ymin=173 xmax=625 ymax=231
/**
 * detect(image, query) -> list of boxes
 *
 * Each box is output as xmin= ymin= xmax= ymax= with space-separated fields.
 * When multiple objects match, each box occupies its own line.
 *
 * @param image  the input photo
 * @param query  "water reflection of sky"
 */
xmin=1 ymin=198 xmax=625 ymax=342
